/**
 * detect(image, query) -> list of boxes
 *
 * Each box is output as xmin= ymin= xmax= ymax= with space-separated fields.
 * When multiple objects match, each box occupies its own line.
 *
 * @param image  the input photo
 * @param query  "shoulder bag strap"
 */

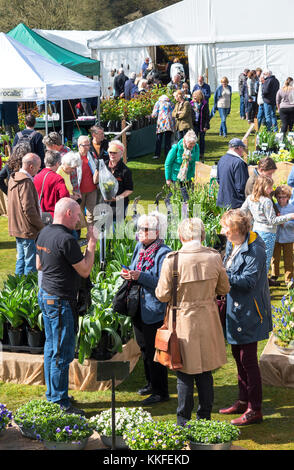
xmin=39 ymin=170 xmax=51 ymax=205
xmin=172 ymin=252 xmax=179 ymax=329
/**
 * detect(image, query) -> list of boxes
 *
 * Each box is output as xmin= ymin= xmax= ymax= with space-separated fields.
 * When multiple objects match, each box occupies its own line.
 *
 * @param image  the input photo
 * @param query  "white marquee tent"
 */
xmin=0 ymin=33 xmax=100 ymax=136
xmin=88 ymin=0 xmax=294 ymax=96
xmin=34 ymin=29 xmax=107 ymax=59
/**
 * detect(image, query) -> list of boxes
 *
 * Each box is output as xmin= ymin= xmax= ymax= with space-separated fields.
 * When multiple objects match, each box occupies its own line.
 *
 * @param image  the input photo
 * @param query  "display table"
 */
xmin=260 ymin=333 xmax=294 ymax=388
xmin=0 ymin=338 xmax=140 ymax=391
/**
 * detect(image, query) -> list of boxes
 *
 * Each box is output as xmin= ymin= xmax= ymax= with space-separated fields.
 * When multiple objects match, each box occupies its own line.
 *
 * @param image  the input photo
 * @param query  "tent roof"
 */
xmin=8 ymin=23 xmax=99 ymax=76
xmin=34 ymin=29 xmax=107 ymax=58
xmin=0 ymin=32 xmax=100 ymax=102
xmin=88 ymin=0 xmax=294 ymax=49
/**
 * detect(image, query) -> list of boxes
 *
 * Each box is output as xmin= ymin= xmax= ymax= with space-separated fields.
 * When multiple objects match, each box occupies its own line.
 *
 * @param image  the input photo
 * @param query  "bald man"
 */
xmin=36 ymin=197 xmax=98 ymax=415
xmin=7 ymin=152 xmax=44 ymax=275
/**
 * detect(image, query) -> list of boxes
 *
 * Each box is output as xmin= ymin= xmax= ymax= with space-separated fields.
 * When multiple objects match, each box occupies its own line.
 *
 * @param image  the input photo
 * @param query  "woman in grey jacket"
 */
xmin=276 ymin=77 xmax=294 ymax=136
xmin=120 ymin=212 xmax=171 ymax=405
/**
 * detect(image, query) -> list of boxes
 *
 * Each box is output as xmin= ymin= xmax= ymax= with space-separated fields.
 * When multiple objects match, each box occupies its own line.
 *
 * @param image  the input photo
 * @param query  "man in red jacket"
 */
xmin=34 ymin=150 xmax=70 ymax=218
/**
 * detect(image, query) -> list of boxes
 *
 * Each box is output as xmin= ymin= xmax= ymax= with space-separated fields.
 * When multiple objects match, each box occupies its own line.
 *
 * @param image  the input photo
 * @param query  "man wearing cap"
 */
xmin=216 ymin=138 xmax=249 ymax=209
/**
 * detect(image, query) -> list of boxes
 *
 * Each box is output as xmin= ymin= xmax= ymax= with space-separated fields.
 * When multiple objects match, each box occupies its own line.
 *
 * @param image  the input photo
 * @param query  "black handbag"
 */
xmin=112 ymin=280 xmax=140 ymax=317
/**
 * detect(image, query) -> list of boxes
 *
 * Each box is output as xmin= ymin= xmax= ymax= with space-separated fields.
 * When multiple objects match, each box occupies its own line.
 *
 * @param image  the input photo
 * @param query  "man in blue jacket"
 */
xmin=217 ymin=138 xmax=249 ymax=209
xmin=192 ymin=76 xmax=211 ymax=103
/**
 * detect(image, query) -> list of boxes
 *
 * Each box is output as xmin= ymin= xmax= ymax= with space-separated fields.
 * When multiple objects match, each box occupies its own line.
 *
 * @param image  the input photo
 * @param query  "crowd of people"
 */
xmin=1 ymin=61 xmax=294 ymax=427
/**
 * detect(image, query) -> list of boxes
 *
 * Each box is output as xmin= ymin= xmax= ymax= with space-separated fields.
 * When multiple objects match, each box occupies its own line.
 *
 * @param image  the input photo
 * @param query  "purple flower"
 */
xmin=56 ymin=427 xmax=61 ymax=433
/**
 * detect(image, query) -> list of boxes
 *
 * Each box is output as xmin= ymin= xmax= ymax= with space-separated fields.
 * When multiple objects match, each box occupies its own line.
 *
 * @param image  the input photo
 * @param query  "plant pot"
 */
xmin=7 ymin=326 xmax=25 ymax=347
xmin=26 ymin=327 xmax=45 ymax=348
xmin=17 ymin=424 xmax=38 ymax=440
xmin=189 ymin=440 xmax=232 ymax=450
xmin=43 ymin=438 xmax=88 ymax=450
xmin=101 ymin=435 xmax=128 ymax=449
xmin=274 ymin=341 xmax=294 ymax=355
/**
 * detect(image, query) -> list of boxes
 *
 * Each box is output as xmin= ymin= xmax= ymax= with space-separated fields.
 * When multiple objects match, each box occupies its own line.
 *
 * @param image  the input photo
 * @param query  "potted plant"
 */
xmin=272 ymin=294 xmax=294 ymax=353
xmin=0 ymin=403 xmax=13 ymax=435
xmin=14 ymin=400 xmax=63 ymax=439
xmin=36 ymin=413 xmax=95 ymax=450
xmin=183 ymin=419 xmax=240 ymax=450
xmin=123 ymin=420 xmax=187 ymax=450
xmin=90 ymin=407 xmax=153 ymax=449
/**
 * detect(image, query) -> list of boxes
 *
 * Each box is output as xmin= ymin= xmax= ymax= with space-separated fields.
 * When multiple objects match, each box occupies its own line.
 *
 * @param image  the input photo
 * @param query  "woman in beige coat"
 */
xmin=155 ymin=218 xmax=230 ymax=425
xmin=172 ymin=90 xmax=193 ymax=140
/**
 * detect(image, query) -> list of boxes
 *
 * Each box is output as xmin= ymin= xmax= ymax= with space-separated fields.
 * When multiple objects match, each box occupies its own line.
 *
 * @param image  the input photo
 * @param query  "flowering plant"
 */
xmin=183 ymin=419 xmax=240 ymax=444
xmin=0 ymin=403 xmax=13 ymax=432
xmin=272 ymin=293 xmax=294 ymax=347
xmin=36 ymin=414 xmax=94 ymax=443
xmin=123 ymin=420 xmax=187 ymax=450
xmin=14 ymin=400 xmax=63 ymax=436
xmin=90 ymin=407 xmax=153 ymax=436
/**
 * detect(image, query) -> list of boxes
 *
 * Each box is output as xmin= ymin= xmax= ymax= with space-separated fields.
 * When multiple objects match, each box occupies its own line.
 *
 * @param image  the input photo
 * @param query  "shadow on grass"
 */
xmin=0 ymin=241 xmax=16 ymax=250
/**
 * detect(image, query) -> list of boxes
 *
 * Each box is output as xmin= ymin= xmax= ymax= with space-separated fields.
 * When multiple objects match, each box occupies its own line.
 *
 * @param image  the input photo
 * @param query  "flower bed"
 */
xmin=0 ymin=403 xmax=13 ymax=433
xmin=272 ymin=288 xmax=294 ymax=349
xmin=90 ymin=407 xmax=153 ymax=437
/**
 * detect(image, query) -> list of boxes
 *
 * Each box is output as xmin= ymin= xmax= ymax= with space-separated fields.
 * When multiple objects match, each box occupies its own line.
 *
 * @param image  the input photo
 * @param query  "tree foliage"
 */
xmin=0 ymin=0 xmax=180 ymax=32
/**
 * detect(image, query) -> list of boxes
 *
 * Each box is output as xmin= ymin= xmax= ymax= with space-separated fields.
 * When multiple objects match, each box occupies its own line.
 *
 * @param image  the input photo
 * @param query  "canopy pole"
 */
xmin=45 ymin=100 xmax=48 ymax=135
xmin=60 ymin=100 xmax=64 ymax=144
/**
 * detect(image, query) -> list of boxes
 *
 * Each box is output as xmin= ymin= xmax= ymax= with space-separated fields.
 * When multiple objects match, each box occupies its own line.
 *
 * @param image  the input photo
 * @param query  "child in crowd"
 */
xmin=241 ymin=176 xmax=294 ymax=285
xmin=270 ymin=185 xmax=294 ymax=285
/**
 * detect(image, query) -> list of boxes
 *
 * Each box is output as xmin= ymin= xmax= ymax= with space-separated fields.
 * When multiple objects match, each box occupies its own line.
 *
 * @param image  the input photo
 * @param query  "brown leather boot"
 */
xmin=231 ymin=409 xmax=263 ymax=426
xmin=219 ymin=400 xmax=248 ymax=415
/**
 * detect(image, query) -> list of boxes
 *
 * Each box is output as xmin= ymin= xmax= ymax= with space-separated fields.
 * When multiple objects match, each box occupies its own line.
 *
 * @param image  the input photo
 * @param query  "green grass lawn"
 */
xmin=1 ymin=94 xmax=294 ymax=450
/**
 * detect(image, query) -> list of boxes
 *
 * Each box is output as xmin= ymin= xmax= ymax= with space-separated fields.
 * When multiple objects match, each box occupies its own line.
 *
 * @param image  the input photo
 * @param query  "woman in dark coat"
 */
xmin=190 ymin=90 xmax=210 ymax=162
xmin=219 ymin=209 xmax=272 ymax=426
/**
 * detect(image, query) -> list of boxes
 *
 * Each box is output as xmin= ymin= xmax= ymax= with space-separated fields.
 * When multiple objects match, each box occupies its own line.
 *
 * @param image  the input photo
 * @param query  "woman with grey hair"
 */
xmin=56 ymin=151 xmax=81 ymax=201
xmin=120 ymin=212 xmax=171 ymax=404
xmin=165 ymin=129 xmax=199 ymax=185
xmin=155 ymin=217 xmax=230 ymax=425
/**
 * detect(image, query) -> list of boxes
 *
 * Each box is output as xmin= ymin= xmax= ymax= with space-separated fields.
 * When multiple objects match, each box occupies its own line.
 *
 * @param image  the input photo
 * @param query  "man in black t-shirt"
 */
xmin=36 ymin=198 xmax=97 ymax=415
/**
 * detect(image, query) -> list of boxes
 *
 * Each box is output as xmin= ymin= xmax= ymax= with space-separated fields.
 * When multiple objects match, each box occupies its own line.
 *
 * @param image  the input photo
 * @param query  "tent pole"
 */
xmin=61 ymin=100 xmax=64 ymax=144
xmin=45 ymin=100 xmax=48 ymax=135
xmin=96 ymin=95 xmax=100 ymax=126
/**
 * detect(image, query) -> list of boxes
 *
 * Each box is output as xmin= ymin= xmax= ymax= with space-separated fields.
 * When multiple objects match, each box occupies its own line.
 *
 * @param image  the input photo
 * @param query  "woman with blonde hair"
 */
xmin=172 ymin=89 xmax=193 ymax=140
xmin=241 ymin=175 xmax=294 ymax=279
xmin=276 ymin=77 xmax=294 ymax=135
xmin=155 ymin=217 xmax=230 ymax=424
xmin=211 ymin=77 xmax=232 ymax=137
xmin=219 ymin=209 xmax=272 ymax=426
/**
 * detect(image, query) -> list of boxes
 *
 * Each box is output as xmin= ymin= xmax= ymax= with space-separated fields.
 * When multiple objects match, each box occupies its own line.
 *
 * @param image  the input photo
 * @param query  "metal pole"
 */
xmin=111 ymin=375 xmax=116 ymax=450
xmin=45 ymin=100 xmax=48 ymax=135
xmin=60 ymin=99 xmax=64 ymax=144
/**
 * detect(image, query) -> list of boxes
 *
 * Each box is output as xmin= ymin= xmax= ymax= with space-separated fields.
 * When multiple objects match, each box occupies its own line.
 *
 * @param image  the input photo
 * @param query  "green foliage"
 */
xmin=272 ymin=290 xmax=294 ymax=347
xmin=184 ymin=419 xmax=240 ymax=444
xmin=0 ymin=273 xmax=42 ymax=335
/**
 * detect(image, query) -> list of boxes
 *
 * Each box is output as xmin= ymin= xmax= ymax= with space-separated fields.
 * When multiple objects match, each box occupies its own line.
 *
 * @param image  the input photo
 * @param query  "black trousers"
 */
xmin=133 ymin=314 xmax=168 ymax=397
xmin=279 ymin=107 xmax=294 ymax=134
xmin=154 ymin=131 xmax=172 ymax=158
xmin=176 ymin=370 xmax=214 ymax=425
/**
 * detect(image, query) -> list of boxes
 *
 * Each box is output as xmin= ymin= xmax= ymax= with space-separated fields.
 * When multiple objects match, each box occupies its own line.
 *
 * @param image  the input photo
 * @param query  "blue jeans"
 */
xmin=255 ymin=231 xmax=276 ymax=274
xmin=218 ymin=108 xmax=230 ymax=136
xmin=240 ymin=95 xmax=245 ymax=118
xmin=176 ymin=370 xmax=214 ymax=425
xmin=264 ymin=103 xmax=278 ymax=132
xmin=38 ymin=288 xmax=76 ymax=408
xmin=15 ymin=238 xmax=37 ymax=276
xmin=257 ymin=104 xmax=266 ymax=129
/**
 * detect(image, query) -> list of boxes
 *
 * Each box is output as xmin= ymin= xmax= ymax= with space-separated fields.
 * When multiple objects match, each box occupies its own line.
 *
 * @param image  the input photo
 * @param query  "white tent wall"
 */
xmin=93 ymin=46 xmax=149 ymax=98
xmin=88 ymin=0 xmax=294 ymax=94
